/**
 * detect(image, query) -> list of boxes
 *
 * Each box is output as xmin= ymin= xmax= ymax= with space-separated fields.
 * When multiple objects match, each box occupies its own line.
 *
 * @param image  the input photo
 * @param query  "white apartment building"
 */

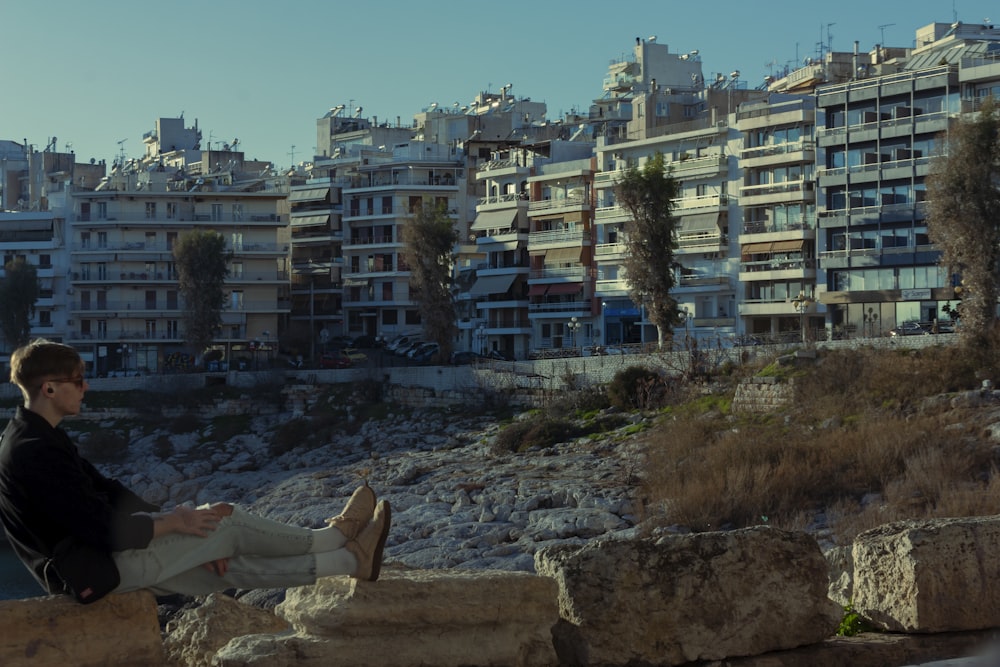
xmin=68 ymin=118 xmax=288 ymax=374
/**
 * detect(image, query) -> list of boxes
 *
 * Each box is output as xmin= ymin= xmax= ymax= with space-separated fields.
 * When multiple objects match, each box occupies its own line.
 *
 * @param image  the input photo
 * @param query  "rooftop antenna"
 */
xmin=826 ymin=22 xmax=836 ymax=56
xmin=116 ymin=138 xmax=127 ymax=164
xmin=878 ymin=23 xmax=895 ymax=46
xmin=288 ymin=145 xmax=296 ymax=165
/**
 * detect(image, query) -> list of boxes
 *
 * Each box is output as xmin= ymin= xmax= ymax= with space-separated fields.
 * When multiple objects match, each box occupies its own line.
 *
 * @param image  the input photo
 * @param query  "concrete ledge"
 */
xmin=0 ymin=590 xmax=163 ymax=667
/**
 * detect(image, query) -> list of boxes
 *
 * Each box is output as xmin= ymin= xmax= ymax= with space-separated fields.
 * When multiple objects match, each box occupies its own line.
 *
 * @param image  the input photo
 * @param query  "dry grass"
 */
xmin=640 ymin=339 xmax=1000 ymax=545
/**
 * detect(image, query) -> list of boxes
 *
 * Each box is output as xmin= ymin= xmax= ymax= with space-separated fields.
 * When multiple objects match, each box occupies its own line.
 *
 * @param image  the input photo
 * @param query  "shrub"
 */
xmin=607 ymin=366 xmax=664 ymax=411
xmin=270 ymin=417 xmax=314 ymax=457
xmin=169 ymin=412 xmax=201 ymax=434
xmin=491 ymin=416 xmax=580 ymax=455
xmin=79 ymin=431 xmax=129 ymax=463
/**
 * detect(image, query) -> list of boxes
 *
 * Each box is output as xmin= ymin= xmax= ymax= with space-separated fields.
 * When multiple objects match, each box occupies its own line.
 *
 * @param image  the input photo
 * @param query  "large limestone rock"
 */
xmin=162 ymin=592 xmax=289 ymax=667
xmin=852 ymin=515 xmax=1000 ymax=632
xmin=212 ymin=569 xmax=559 ymax=667
xmin=0 ymin=590 xmax=162 ymax=667
xmin=535 ymin=527 xmax=841 ymax=666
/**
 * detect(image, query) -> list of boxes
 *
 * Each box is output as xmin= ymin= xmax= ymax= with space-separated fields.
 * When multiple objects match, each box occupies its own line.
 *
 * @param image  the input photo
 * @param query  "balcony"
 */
xmin=739 ymin=141 xmax=815 ymax=168
xmin=738 ymin=181 xmax=814 ymax=206
xmin=665 ymin=154 xmax=728 ymax=178
xmin=528 ymin=195 xmax=588 ymax=213
xmin=739 ymin=257 xmax=816 ymax=282
xmin=342 ymin=234 xmax=396 ymax=249
xmin=529 ymin=267 xmax=587 ymax=280
xmin=528 ymin=300 xmax=590 ymax=314
xmin=528 ymin=228 xmax=589 ymax=247
xmin=595 ymin=205 xmax=629 ymax=223
xmin=595 ymin=242 xmax=626 ymax=258
xmin=672 ymin=193 xmax=727 ymax=212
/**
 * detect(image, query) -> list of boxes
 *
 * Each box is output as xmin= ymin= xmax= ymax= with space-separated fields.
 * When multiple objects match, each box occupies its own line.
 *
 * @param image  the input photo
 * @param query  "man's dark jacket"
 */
xmin=0 ymin=406 xmax=159 ymax=594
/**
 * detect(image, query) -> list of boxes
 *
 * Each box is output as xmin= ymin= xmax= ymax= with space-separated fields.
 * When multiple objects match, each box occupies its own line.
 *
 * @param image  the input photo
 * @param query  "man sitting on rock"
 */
xmin=0 ymin=338 xmax=391 ymax=603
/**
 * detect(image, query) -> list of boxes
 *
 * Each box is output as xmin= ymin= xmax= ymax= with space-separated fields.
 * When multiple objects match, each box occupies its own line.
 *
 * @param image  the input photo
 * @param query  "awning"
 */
xmin=771 ymin=239 xmax=805 ymax=252
xmin=741 ymin=242 xmax=774 ymax=255
xmin=678 ymin=212 xmax=720 ymax=234
xmin=545 ymin=246 xmax=583 ymax=263
xmin=528 ymin=284 xmax=549 ymax=296
xmin=469 ymin=273 xmax=518 ymax=296
xmin=470 ymin=209 xmax=517 ymax=232
xmin=290 ymin=213 xmax=330 ymax=227
xmin=343 ymin=277 xmax=370 ymax=287
xmin=546 ymin=282 xmax=583 ymax=295
xmin=289 ymin=187 xmax=330 ymax=202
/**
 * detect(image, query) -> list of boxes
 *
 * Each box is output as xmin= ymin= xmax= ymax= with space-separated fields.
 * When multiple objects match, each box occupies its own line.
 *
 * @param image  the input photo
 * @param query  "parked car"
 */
xmin=486 ymin=350 xmax=512 ymax=361
xmin=889 ymin=321 xmax=929 ymax=337
xmin=450 ymin=350 xmax=483 ymax=365
xmin=407 ymin=341 xmax=436 ymax=359
xmin=386 ymin=335 xmax=417 ymax=353
xmin=351 ymin=334 xmax=378 ymax=348
xmin=341 ymin=348 xmax=368 ymax=363
xmin=395 ymin=340 xmax=424 ymax=357
xmin=319 ymin=352 xmax=352 ymax=369
xmin=411 ymin=342 xmax=440 ymax=363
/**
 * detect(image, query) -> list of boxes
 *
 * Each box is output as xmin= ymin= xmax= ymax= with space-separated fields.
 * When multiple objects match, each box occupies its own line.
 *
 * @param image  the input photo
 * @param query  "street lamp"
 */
xmin=791 ymin=291 xmax=814 ymax=344
xmin=567 ymin=316 xmax=581 ymax=350
xmin=476 ymin=323 xmax=487 ymax=356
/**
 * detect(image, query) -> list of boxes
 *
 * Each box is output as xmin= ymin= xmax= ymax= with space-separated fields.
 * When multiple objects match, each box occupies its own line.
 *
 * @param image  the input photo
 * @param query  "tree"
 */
xmin=173 ymin=230 xmax=231 ymax=358
xmin=927 ymin=96 xmax=1000 ymax=343
xmin=0 ymin=258 xmax=39 ymax=349
xmin=401 ymin=202 xmax=458 ymax=362
xmin=615 ymin=152 xmax=682 ymax=349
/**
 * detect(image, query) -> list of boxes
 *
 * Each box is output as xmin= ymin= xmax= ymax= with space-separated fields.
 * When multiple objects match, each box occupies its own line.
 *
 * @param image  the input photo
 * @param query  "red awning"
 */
xmin=527 ymin=284 xmax=549 ymax=296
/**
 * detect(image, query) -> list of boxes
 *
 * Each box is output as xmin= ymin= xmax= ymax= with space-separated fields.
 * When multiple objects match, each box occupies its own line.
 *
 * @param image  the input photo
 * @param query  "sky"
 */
xmin=2 ymin=0 xmax=997 ymax=171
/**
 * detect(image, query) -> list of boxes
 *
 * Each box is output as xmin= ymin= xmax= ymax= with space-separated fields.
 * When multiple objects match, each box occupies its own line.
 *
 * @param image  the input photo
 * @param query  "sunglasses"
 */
xmin=50 ymin=376 xmax=86 ymax=388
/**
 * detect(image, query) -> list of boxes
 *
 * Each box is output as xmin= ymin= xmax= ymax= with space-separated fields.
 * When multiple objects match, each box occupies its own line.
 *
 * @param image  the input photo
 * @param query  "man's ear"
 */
xmin=45 ymin=385 xmax=54 ymax=395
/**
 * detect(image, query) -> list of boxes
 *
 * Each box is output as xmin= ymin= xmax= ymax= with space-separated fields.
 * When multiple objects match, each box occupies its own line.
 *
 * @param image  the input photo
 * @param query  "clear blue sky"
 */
xmin=2 ymin=0 xmax=996 ymax=170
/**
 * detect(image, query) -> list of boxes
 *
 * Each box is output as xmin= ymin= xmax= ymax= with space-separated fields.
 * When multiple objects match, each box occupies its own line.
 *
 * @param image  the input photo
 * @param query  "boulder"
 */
xmin=0 ymin=590 xmax=162 ymax=667
xmin=852 ymin=515 xmax=1000 ymax=632
xmin=162 ymin=592 xmax=289 ymax=667
xmin=535 ymin=527 xmax=841 ymax=666
xmin=212 ymin=569 xmax=559 ymax=667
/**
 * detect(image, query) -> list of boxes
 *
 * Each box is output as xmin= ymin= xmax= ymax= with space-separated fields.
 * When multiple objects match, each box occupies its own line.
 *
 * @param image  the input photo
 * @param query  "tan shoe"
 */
xmin=326 ymin=484 xmax=376 ymax=540
xmin=346 ymin=500 xmax=391 ymax=582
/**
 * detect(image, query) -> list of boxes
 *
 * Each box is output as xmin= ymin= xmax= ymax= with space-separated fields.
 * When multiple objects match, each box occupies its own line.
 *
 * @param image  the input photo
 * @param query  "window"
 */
xmin=382 ymin=282 xmax=393 ymax=301
xmin=80 ymin=232 xmax=91 ymax=249
xmin=97 ymin=320 xmax=107 ymax=338
xmin=232 ymin=204 xmax=243 ymax=221
xmin=166 ymin=202 xmax=177 ymax=219
xmin=96 ymin=263 xmax=107 ymax=280
xmin=38 ymin=311 xmax=51 ymax=327
xmin=166 ymin=321 xmax=179 ymax=338
xmin=382 ymin=310 xmax=398 ymax=325
xmin=96 ymin=202 xmax=108 ymax=219
xmin=145 ymin=320 xmax=157 ymax=338
xmin=145 ymin=232 xmax=156 ymax=248
xmin=231 ymin=232 xmax=243 ymax=251
xmin=167 ymin=291 xmax=178 ymax=309
xmin=145 ymin=291 xmax=156 ymax=309
xmin=167 ymin=232 xmax=178 ymax=249
xmin=145 ymin=202 xmax=156 ymax=219
xmin=97 ymin=231 xmax=108 ymax=248
xmin=231 ymin=262 xmax=244 ymax=279
xmin=405 ymin=310 xmax=421 ymax=325
xmin=39 ymin=254 xmax=51 ymax=268
xmin=80 ymin=263 xmax=91 ymax=280
xmin=145 ymin=262 xmax=156 ymax=276
xmin=212 ymin=204 xmax=223 ymax=221
xmin=230 ymin=290 xmax=244 ymax=309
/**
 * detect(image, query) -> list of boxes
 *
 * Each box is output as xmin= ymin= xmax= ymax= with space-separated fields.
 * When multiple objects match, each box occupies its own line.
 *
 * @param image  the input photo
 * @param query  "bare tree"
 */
xmin=616 ymin=152 xmax=682 ymax=349
xmin=173 ymin=230 xmax=231 ymax=359
xmin=0 ymin=258 xmax=39 ymax=349
xmin=401 ymin=202 xmax=458 ymax=362
xmin=927 ymin=96 xmax=1000 ymax=343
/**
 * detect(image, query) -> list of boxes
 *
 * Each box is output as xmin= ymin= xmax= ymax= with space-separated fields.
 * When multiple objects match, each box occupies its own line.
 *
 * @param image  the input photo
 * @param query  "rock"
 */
xmin=535 ymin=527 xmax=841 ymax=666
xmin=212 ymin=569 xmax=559 ymax=667
xmin=0 ymin=590 xmax=162 ymax=667
xmin=163 ymin=592 xmax=288 ymax=667
xmin=825 ymin=545 xmax=853 ymax=608
xmin=852 ymin=515 xmax=1000 ymax=632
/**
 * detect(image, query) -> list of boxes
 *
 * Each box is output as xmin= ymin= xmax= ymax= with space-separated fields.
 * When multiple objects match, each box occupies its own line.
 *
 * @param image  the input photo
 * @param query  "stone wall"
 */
xmin=6 ymin=518 xmax=1000 ymax=667
xmin=732 ymin=376 xmax=795 ymax=413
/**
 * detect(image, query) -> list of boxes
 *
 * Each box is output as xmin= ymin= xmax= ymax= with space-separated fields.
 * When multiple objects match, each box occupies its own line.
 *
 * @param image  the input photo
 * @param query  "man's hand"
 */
xmin=202 ymin=558 xmax=230 ymax=577
xmin=153 ymin=504 xmax=225 ymax=538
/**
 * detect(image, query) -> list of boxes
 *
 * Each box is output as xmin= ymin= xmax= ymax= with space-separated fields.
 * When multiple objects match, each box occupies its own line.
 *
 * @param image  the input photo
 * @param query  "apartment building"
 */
xmin=0 ymin=211 xmax=64 ymax=353
xmin=68 ymin=118 xmax=288 ymax=374
xmin=735 ymin=95 xmax=821 ymax=338
xmin=815 ymin=23 xmax=1000 ymax=338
